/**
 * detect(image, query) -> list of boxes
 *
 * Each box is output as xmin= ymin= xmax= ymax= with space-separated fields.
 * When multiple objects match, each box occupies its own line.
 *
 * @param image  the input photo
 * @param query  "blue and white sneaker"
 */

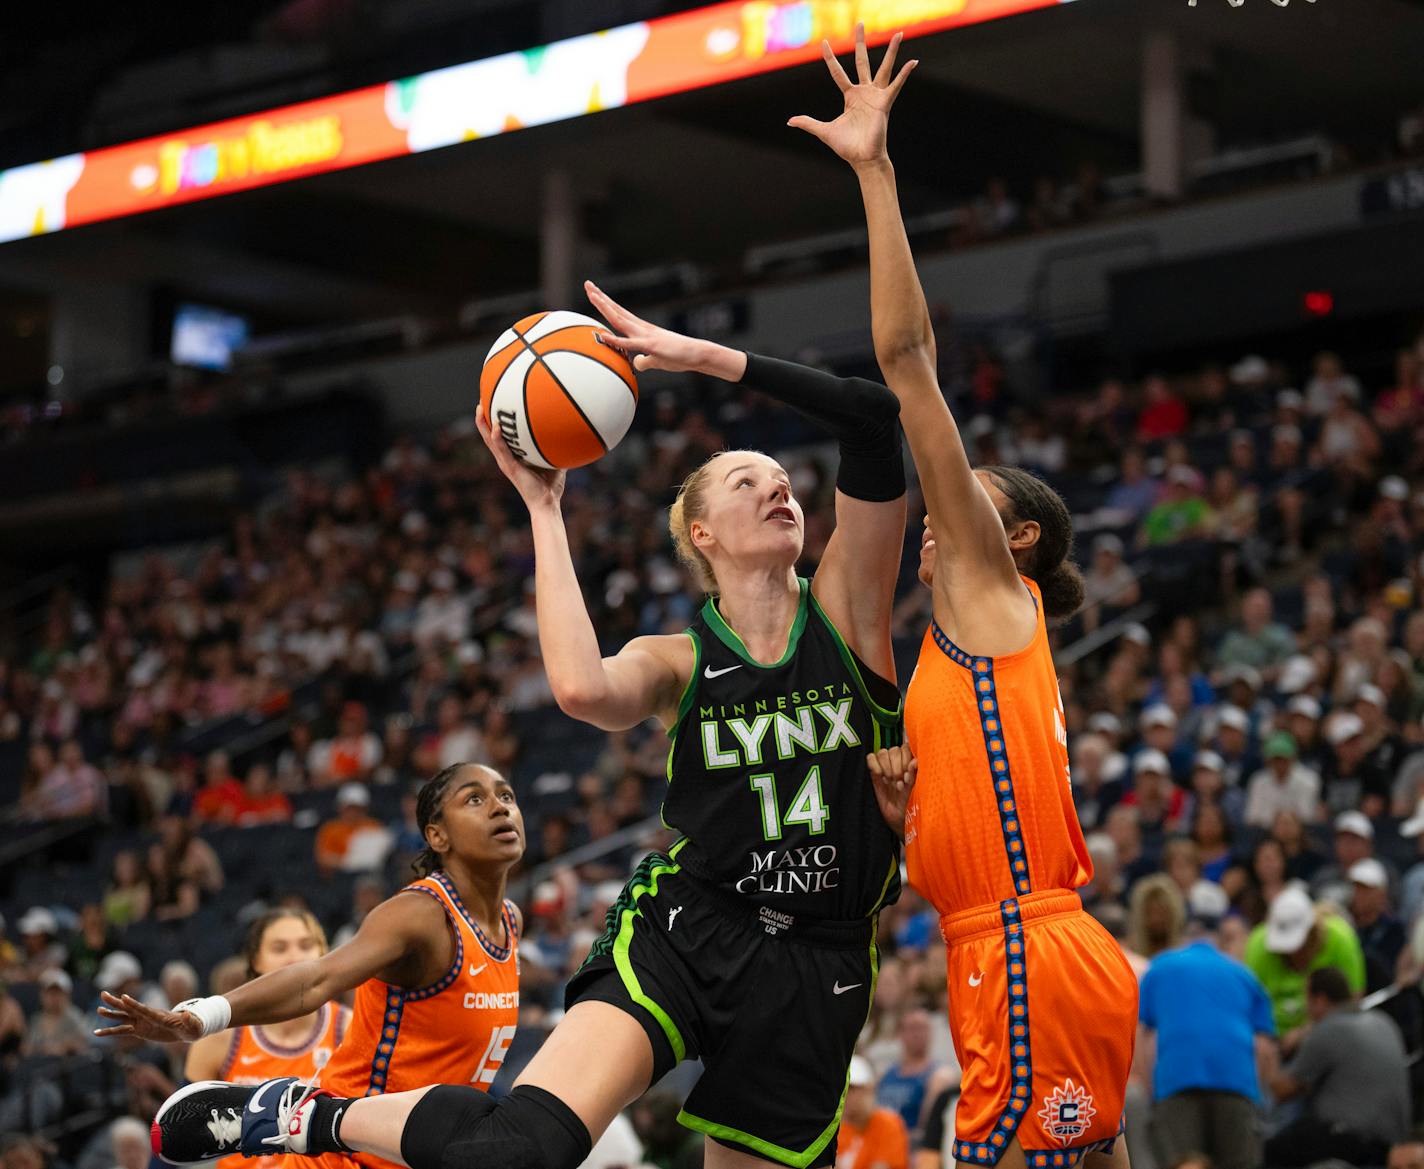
xmin=151 ymin=1077 xmax=321 ymax=1165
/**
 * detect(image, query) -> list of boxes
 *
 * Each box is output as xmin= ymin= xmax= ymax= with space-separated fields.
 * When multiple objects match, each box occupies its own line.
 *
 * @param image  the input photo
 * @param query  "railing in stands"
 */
xmin=1029 ymin=230 xmax=1160 ymax=333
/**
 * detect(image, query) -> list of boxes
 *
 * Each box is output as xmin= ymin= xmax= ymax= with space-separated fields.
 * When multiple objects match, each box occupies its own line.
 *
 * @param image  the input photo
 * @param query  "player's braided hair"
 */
xmin=980 ymin=465 xmax=1085 ymax=623
xmin=412 ymin=762 xmax=469 ymax=877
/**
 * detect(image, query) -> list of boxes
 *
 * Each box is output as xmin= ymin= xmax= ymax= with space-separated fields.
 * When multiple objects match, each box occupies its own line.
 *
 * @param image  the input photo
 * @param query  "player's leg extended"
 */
xmin=1083 ymin=1136 xmax=1131 ymax=1169
xmin=153 ymin=1003 xmax=655 ymax=1169
xmin=346 ymin=1001 xmax=656 ymax=1168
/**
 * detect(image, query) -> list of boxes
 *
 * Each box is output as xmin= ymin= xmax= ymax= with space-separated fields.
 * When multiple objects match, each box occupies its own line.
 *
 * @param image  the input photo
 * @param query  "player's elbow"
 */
xmin=552 ymin=678 xmax=618 ymax=727
xmin=873 ymin=335 xmax=937 ymax=378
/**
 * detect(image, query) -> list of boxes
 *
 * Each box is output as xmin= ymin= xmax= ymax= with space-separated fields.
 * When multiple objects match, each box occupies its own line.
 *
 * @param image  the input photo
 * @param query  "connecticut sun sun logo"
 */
xmin=1037 ymin=1080 xmax=1096 ymax=1147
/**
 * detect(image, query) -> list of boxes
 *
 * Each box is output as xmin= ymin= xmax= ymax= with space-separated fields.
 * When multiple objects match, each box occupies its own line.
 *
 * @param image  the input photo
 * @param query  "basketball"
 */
xmin=479 ymin=310 xmax=639 ymax=470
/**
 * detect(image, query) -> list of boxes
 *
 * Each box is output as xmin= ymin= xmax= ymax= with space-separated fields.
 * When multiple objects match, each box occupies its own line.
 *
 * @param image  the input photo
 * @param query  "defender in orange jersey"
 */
xmin=792 ymin=26 xmax=1137 ymax=1169
xmin=97 ymin=763 xmax=523 ymax=1169
xmin=186 ymin=909 xmax=354 ymax=1169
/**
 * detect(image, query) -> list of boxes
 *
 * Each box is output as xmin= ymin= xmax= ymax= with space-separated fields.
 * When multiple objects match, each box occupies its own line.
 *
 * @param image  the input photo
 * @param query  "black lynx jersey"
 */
xmin=662 ymin=577 xmax=903 ymax=920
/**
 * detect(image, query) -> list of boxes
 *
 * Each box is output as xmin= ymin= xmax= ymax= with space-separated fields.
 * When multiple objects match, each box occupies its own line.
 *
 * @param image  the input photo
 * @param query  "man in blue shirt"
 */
xmin=1139 ymin=920 xmax=1276 ymax=1169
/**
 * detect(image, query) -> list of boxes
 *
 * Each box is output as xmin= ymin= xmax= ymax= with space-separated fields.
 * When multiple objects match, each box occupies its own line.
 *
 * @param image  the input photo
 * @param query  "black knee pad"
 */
xmin=402 ymin=1084 xmax=592 ymax=1169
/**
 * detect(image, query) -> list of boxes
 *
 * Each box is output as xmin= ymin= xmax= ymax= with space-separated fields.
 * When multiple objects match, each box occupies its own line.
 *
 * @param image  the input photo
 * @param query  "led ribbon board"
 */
xmin=0 ymin=0 xmax=1068 ymax=245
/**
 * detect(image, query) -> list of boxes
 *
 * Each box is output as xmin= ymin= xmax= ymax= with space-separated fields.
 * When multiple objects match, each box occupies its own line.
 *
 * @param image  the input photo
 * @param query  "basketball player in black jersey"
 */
xmin=150 ymin=281 xmax=917 ymax=1169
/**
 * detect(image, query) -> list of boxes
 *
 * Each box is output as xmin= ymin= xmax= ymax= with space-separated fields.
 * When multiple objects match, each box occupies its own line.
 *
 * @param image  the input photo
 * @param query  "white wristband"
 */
xmin=173 ymin=995 xmax=232 ymax=1037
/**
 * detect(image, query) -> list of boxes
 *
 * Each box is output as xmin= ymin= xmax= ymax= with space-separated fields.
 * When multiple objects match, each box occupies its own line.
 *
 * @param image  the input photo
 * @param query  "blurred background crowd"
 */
xmin=6 ymin=330 xmax=1424 ymax=1169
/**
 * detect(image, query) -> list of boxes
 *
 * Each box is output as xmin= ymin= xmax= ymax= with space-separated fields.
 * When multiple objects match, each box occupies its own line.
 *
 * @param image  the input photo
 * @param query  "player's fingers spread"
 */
xmin=887 ymin=59 xmax=918 ymax=104
xmin=875 ymin=32 xmax=902 ymax=86
xmin=853 ymin=23 xmax=871 ymax=83
xmin=820 ymin=40 xmax=852 ymax=91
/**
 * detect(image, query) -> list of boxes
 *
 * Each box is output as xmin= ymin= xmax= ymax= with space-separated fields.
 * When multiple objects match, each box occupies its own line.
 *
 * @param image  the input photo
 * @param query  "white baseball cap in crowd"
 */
xmin=1216 ymin=706 xmax=1250 ymax=734
xmin=1222 ymin=664 xmax=1263 ymax=692
xmin=1355 ymin=684 xmax=1387 ymax=709
xmin=1188 ymin=882 xmax=1231 ymax=925
xmin=1333 ymin=810 xmax=1374 ymax=840
xmin=1277 ymin=656 xmax=1318 ymax=696
xmin=848 ymin=1056 xmax=877 ymax=1088
xmin=1401 ymin=798 xmax=1424 ymax=839
xmin=1287 ymin=695 xmax=1322 ymax=721
xmin=1193 ymin=750 xmax=1225 ymax=773
xmin=1134 ymin=749 xmax=1171 ymax=776
xmin=1087 ymin=713 xmax=1123 ymax=736
xmin=1380 ymin=476 xmax=1410 ymax=502
xmin=1140 ymin=705 xmax=1178 ymax=730
xmin=1326 ymin=712 xmax=1365 ymax=746
xmin=18 ymin=907 xmax=57 ymax=936
xmin=1264 ymin=885 xmax=1316 ymax=954
xmin=39 ymin=969 xmax=72 ymax=994
xmin=337 ymin=782 xmax=371 ymax=808
xmin=1122 ymin=624 xmax=1151 ymax=648
xmin=1348 ymin=858 xmax=1389 ymax=889
xmin=1231 ymin=355 xmax=1269 ymax=383
xmin=96 ymin=951 xmax=144 ymax=992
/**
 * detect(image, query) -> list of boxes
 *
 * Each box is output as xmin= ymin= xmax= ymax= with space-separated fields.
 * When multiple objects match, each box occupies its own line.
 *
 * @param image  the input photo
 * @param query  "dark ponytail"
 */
xmin=411 ymin=762 xmax=468 ymax=877
xmin=980 ymin=465 xmax=1085 ymax=623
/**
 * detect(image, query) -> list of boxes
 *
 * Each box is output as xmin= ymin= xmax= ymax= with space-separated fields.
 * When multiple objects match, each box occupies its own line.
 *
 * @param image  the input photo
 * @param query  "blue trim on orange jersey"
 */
xmin=218 ymin=1027 xmax=241 ymax=1078
xmin=397 ymin=883 xmax=465 ymax=1002
xmin=953 ymin=900 xmax=1034 ymax=1165
xmin=430 ymin=870 xmax=514 ymax=962
xmin=367 ymin=987 xmax=404 ymax=1096
xmin=1022 ymin=1121 xmax=1124 ymax=1168
xmin=929 ymin=624 xmax=1032 ymax=899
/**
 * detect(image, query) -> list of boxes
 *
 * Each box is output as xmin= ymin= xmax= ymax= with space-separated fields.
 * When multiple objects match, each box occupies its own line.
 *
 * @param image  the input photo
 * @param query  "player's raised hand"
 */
xmin=787 ymin=25 xmax=917 ymax=169
xmin=866 ymin=743 xmax=918 ymax=839
xmin=95 ymin=991 xmax=204 ymax=1044
xmin=584 ymin=281 xmax=742 ymax=379
xmin=477 ymin=408 xmax=566 ymax=510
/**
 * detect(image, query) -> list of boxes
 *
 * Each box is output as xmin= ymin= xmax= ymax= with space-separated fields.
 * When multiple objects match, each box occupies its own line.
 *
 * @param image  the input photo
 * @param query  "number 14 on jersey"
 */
xmin=749 ymin=767 xmax=830 ymax=840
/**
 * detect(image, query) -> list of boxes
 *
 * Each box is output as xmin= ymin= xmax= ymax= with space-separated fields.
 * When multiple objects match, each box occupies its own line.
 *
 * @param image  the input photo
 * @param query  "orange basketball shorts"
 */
xmin=939 ymin=890 xmax=1138 ymax=1168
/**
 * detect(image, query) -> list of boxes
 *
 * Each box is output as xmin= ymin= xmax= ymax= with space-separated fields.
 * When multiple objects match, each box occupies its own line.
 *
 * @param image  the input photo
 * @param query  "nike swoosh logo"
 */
xmin=704 ymin=664 xmax=742 ymax=679
xmin=239 ymin=1055 xmax=261 ymax=1065
xmin=832 ymin=982 xmax=862 ymax=995
xmin=969 ymin=972 xmax=984 ymax=987
xmin=469 ymin=964 xmax=487 ymax=978
xmin=248 ymin=1080 xmax=278 ymax=1114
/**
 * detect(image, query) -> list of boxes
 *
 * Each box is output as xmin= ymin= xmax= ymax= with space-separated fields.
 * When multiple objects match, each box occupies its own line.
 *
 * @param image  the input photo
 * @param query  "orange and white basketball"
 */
xmin=479 ymin=310 xmax=639 ymax=470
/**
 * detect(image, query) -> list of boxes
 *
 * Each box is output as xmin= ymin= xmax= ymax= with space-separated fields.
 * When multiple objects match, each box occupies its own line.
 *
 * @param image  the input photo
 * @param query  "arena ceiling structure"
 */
xmin=0 ymin=0 xmax=1418 ymax=327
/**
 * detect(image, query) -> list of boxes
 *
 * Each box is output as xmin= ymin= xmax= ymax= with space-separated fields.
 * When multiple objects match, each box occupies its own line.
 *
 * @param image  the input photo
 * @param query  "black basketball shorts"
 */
xmin=566 ymin=842 xmax=880 ymax=1168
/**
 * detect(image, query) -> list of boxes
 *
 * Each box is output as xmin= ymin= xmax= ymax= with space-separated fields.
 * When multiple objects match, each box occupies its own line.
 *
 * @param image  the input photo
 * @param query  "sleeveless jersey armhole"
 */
xmin=394 ymin=884 xmax=464 ymax=1000
xmin=666 ymin=630 xmax=700 ymax=740
xmin=807 ymin=592 xmax=903 ymax=732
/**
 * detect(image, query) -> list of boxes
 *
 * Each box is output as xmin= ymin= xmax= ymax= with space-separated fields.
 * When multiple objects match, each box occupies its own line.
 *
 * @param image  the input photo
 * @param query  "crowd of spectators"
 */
xmin=4 ymin=330 xmax=1424 ymax=1169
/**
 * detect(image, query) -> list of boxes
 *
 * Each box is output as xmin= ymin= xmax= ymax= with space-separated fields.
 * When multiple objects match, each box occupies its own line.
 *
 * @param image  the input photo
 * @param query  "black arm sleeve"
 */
xmin=738 ymin=352 xmax=906 ymax=503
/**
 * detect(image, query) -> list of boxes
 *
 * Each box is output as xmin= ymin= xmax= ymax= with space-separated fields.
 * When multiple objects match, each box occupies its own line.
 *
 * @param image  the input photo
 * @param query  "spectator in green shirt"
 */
xmin=1139 ymin=466 xmax=1215 ymax=548
xmin=1216 ymin=587 xmax=1298 ymax=678
xmin=1245 ymin=883 xmax=1366 ymax=1040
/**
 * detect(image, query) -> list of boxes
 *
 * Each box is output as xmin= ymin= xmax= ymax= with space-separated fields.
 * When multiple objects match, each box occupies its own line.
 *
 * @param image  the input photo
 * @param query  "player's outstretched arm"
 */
xmin=97 ymin=895 xmax=439 ymax=1043
xmin=789 ymin=26 xmax=1019 ymax=599
xmin=477 ymin=411 xmax=689 ymax=732
xmin=588 ymin=279 xmax=905 ymax=679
